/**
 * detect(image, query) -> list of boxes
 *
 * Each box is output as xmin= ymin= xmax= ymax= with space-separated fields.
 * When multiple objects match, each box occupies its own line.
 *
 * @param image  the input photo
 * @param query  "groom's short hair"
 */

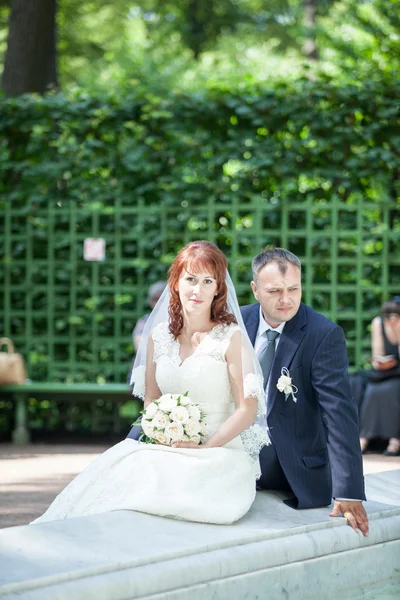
xmin=252 ymin=248 xmax=301 ymax=281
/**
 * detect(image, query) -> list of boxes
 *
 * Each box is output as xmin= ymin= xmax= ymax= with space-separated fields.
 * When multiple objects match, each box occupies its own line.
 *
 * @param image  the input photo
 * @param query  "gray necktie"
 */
xmin=259 ymin=330 xmax=280 ymax=389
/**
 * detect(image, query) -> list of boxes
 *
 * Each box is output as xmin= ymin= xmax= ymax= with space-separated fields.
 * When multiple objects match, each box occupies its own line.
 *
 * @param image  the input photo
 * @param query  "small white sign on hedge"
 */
xmin=83 ymin=238 xmax=106 ymax=261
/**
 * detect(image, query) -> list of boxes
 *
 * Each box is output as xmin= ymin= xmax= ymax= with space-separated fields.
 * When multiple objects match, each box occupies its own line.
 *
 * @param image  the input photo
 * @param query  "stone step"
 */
xmin=0 ymin=470 xmax=399 ymax=600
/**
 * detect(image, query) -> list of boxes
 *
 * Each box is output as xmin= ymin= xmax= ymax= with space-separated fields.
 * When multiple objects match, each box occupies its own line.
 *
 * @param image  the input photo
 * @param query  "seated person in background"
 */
xmin=133 ymin=281 xmax=166 ymax=351
xmin=359 ymin=297 xmax=400 ymax=456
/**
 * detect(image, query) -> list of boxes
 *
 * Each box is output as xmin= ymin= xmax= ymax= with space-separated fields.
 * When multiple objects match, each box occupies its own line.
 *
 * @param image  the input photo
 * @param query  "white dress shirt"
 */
xmin=255 ymin=306 xmax=286 ymax=402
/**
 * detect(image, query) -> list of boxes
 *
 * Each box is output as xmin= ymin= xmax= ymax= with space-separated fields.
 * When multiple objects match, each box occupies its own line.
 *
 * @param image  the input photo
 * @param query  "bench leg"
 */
xmin=113 ymin=402 xmax=121 ymax=436
xmin=12 ymin=393 xmax=31 ymax=444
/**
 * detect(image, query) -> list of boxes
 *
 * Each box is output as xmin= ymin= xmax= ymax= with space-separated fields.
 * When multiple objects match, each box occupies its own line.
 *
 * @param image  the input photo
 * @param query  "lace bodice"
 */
xmin=132 ymin=321 xmax=269 ymax=478
xmin=153 ymin=322 xmax=238 ymax=432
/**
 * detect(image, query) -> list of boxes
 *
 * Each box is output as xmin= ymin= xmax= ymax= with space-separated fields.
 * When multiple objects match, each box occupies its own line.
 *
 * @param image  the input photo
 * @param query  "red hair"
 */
xmin=168 ymin=241 xmax=237 ymax=338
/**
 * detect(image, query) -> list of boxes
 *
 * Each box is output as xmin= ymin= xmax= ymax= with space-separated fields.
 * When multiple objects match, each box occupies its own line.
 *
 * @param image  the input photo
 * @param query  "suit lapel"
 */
xmin=267 ymin=304 xmax=307 ymax=416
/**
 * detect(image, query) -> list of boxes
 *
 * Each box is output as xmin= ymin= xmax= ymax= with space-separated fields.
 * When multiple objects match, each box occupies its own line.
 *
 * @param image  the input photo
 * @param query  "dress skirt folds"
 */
xmin=32 ymin=323 xmax=265 ymax=525
xmin=32 ymin=438 xmax=256 ymax=525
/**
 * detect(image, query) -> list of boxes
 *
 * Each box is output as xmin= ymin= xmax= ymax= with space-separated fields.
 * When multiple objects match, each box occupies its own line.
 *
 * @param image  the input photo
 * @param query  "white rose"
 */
xmin=189 ymin=434 xmax=201 ymax=445
xmin=185 ymin=419 xmax=201 ymax=436
xmin=170 ymin=406 xmax=190 ymax=424
xmin=277 ymin=375 xmax=292 ymax=395
xmin=187 ymin=404 xmax=201 ymax=420
xmin=152 ymin=410 xmax=169 ymax=429
xmin=141 ymin=419 xmax=155 ymax=437
xmin=165 ymin=422 xmax=185 ymax=441
xmin=144 ymin=402 xmax=158 ymax=419
xmin=199 ymin=421 xmax=208 ymax=436
xmin=179 ymin=395 xmax=192 ymax=406
xmin=155 ymin=432 xmax=171 ymax=445
xmin=158 ymin=394 xmax=178 ymax=411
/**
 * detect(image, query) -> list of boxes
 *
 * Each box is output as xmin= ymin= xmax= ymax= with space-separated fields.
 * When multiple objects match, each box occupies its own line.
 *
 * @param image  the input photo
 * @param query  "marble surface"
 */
xmin=0 ymin=470 xmax=399 ymax=600
xmin=364 ymin=469 xmax=400 ymax=506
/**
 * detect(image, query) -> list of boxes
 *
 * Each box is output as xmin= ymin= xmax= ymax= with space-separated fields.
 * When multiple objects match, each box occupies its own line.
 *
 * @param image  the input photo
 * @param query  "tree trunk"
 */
xmin=187 ymin=0 xmax=203 ymax=59
xmin=303 ymin=0 xmax=318 ymax=61
xmin=2 ymin=0 xmax=58 ymax=96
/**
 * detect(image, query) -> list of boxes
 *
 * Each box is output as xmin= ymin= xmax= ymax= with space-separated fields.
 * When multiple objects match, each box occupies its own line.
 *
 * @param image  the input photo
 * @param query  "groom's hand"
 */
xmin=330 ymin=500 xmax=369 ymax=536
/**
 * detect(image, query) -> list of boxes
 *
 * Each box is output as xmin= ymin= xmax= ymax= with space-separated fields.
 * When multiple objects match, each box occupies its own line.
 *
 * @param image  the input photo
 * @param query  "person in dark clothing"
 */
xmin=359 ymin=297 xmax=400 ymax=456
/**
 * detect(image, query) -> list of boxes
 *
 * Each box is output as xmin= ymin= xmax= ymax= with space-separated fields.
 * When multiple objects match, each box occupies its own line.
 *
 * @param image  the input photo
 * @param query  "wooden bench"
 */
xmin=0 ymin=382 xmax=132 ymax=444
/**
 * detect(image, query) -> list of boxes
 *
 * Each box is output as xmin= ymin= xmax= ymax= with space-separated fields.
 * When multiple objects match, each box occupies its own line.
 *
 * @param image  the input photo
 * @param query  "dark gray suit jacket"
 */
xmin=241 ymin=302 xmax=366 ymax=508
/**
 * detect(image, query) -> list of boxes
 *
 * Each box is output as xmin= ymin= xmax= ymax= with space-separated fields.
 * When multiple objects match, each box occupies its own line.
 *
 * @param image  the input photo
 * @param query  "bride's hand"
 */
xmin=171 ymin=441 xmax=203 ymax=449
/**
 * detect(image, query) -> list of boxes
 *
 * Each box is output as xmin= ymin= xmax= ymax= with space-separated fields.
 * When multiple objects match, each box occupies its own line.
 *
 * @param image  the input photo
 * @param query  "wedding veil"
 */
xmin=130 ymin=271 xmax=270 ymax=477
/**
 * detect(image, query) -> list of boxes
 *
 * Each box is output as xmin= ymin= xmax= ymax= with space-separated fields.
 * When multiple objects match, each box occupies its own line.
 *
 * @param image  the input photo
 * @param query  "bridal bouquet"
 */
xmin=137 ymin=392 xmax=208 ymax=446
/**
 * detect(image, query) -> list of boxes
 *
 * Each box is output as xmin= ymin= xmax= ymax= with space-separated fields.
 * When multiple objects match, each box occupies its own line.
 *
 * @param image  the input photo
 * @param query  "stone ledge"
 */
xmin=0 ymin=470 xmax=399 ymax=600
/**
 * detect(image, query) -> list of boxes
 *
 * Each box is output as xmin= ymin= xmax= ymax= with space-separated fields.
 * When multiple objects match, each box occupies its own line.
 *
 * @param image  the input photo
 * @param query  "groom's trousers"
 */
xmin=257 ymin=443 xmax=293 ymax=494
xmin=126 ymin=421 xmax=142 ymax=440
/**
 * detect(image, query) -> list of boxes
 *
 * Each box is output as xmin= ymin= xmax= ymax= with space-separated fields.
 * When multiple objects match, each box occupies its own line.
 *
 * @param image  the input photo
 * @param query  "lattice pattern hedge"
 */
xmin=1 ymin=82 xmax=399 ymax=381
xmin=1 ymin=198 xmax=398 ymax=382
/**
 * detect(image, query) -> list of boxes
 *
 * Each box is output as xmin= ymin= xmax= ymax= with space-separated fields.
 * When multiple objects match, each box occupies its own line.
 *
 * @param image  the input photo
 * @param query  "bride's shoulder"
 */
xmin=151 ymin=322 xmax=175 ymax=361
xmin=207 ymin=323 xmax=242 ymax=361
xmin=151 ymin=321 xmax=171 ymax=342
xmin=213 ymin=322 xmax=241 ymax=341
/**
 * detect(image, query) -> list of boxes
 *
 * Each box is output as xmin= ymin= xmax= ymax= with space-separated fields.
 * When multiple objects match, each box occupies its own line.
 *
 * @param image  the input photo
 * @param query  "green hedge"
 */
xmin=0 ymin=81 xmax=399 ymax=384
xmin=1 ymin=81 xmax=399 ymax=210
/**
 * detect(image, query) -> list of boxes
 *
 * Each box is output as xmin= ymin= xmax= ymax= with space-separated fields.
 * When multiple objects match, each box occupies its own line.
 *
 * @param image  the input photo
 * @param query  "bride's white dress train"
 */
xmin=32 ymin=323 xmax=263 ymax=525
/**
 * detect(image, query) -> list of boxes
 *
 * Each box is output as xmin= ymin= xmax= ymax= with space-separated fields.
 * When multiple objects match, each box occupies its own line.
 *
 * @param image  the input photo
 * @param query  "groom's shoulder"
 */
xmin=301 ymin=303 xmax=340 ymax=334
xmin=240 ymin=303 xmax=259 ymax=320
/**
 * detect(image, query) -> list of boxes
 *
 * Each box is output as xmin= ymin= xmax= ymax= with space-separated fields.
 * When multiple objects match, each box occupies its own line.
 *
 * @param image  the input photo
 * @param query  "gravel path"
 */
xmin=1 ymin=443 xmax=399 ymax=528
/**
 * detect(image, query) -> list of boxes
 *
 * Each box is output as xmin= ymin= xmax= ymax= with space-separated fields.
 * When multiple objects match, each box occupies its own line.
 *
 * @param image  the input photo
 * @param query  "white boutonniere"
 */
xmin=276 ymin=367 xmax=298 ymax=403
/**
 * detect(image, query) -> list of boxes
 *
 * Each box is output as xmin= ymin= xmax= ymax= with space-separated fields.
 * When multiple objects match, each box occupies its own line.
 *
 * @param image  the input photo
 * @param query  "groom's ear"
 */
xmin=250 ymin=280 xmax=258 ymax=300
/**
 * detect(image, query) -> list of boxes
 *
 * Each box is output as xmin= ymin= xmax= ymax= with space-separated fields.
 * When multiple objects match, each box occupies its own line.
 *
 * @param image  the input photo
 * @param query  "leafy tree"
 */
xmin=317 ymin=0 xmax=400 ymax=82
xmin=139 ymin=0 xmax=297 ymax=58
xmin=0 ymin=1 xmax=398 ymax=95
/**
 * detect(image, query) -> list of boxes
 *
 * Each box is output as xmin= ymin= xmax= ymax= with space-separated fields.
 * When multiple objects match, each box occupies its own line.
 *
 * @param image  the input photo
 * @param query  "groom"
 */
xmin=242 ymin=248 xmax=369 ymax=536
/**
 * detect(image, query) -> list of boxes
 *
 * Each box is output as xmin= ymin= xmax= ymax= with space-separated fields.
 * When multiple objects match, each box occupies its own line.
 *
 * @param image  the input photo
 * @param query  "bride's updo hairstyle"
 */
xmin=168 ymin=241 xmax=237 ymax=338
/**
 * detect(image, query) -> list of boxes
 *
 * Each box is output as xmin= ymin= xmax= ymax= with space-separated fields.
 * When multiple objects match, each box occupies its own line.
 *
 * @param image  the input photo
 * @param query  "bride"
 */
xmin=32 ymin=241 xmax=269 ymax=525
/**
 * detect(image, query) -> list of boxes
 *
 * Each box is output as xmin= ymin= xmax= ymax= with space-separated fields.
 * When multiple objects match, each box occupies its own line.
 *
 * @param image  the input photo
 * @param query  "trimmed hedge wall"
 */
xmin=0 ymin=80 xmax=399 ymax=386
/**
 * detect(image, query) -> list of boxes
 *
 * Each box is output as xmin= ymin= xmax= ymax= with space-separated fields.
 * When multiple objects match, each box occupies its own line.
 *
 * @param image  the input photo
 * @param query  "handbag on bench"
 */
xmin=0 ymin=337 xmax=27 ymax=385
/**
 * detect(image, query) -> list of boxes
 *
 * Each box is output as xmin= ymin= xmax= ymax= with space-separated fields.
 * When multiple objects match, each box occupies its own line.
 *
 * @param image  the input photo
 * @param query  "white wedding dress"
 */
xmin=32 ymin=323 xmax=263 ymax=526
